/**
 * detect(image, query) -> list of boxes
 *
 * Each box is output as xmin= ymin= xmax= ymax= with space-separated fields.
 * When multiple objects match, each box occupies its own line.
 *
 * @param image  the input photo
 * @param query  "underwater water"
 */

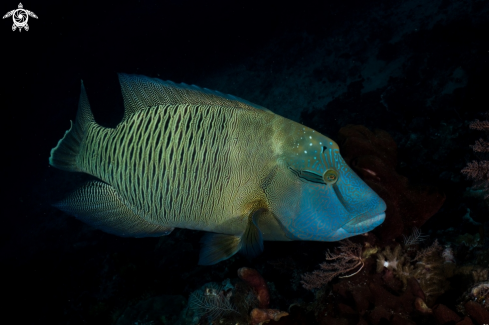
xmin=2 ymin=0 xmax=489 ymax=324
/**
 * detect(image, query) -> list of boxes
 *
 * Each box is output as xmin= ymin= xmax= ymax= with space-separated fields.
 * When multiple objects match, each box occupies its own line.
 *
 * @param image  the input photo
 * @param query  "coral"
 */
xmin=469 ymin=281 xmax=489 ymax=309
xmin=376 ymin=244 xmax=403 ymax=273
xmin=441 ymin=246 xmax=456 ymax=264
xmin=249 ymin=308 xmax=288 ymax=325
xmin=376 ymin=244 xmax=413 ymax=291
xmin=232 ymin=280 xmax=259 ymax=317
xmin=469 ymin=119 xmax=489 ymax=133
xmin=237 ymin=267 xmax=270 ymax=309
xmin=472 ymin=268 xmax=488 ymax=283
xmin=462 ymin=161 xmax=489 ymax=199
xmin=456 ymin=233 xmax=483 ymax=249
xmin=432 ymin=304 xmax=462 ymax=324
xmin=412 ymin=239 xmax=442 ymax=262
xmin=454 ymin=265 xmax=489 ymax=283
xmin=294 ymin=238 xmax=488 ymax=324
xmin=187 ymin=282 xmax=238 ymax=322
xmin=402 ymin=227 xmax=428 ymax=247
xmin=237 ymin=267 xmax=288 ymax=325
xmin=414 ymin=297 xmax=432 ymax=314
xmin=186 ymin=268 xmax=288 ymax=325
xmin=464 ymin=301 xmax=489 ymax=324
xmin=301 ymin=239 xmax=366 ymax=290
xmin=317 ymin=257 xmax=428 ymax=324
xmin=337 ymin=125 xmax=446 ymax=242
xmin=395 ymin=263 xmax=415 ymax=292
xmin=376 ymin=240 xmax=449 ymax=305
xmin=461 ymin=111 xmax=489 ymax=199
xmin=457 ymin=272 xmax=489 ymax=325
xmin=411 ymin=241 xmax=448 ymax=304
xmin=459 ymin=267 xmax=489 ymax=313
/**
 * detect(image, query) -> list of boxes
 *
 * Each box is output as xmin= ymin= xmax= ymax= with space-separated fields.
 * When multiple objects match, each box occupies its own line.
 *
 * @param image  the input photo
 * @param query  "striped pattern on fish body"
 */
xmin=49 ymin=73 xmax=386 ymax=265
xmin=79 ymin=102 xmax=279 ymax=234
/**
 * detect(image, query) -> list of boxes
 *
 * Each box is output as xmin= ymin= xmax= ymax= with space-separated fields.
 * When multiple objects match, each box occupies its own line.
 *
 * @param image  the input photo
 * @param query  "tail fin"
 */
xmin=49 ymin=81 xmax=95 ymax=172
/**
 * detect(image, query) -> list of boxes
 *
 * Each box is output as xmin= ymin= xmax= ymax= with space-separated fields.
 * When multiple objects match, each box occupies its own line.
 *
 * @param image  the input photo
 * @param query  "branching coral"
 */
xmin=462 ymin=111 xmax=489 ymax=199
xmin=187 ymin=268 xmax=288 ymax=325
xmin=412 ymin=239 xmax=442 ymax=262
xmin=301 ymin=239 xmax=368 ymax=290
xmin=402 ymin=227 xmax=428 ymax=247
xmin=376 ymin=240 xmax=449 ymax=305
xmin=188 ymin=282 xmax=238 ymax=321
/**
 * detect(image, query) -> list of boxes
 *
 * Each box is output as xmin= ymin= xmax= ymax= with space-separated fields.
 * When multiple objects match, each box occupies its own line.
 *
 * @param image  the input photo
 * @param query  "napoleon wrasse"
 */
xmin=49 ymin=74 xmax=386 ymax=265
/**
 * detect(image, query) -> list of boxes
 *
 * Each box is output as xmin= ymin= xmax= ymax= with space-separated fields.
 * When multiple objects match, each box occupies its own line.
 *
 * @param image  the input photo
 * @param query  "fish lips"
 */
xmin=282 ymin=211 xmax=386 ymax=242
xmin=340 ymin=212 xmax=386 ymax=234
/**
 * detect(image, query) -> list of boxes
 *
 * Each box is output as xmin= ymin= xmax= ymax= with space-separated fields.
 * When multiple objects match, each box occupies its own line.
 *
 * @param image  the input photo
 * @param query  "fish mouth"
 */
xmin=341 ymin=212 xmax=386 ymax=234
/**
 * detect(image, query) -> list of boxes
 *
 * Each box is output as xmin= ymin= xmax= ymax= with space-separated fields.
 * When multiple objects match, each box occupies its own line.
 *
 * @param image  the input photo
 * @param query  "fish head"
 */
xmin=269 ymin=124 xmax=386 ymax=241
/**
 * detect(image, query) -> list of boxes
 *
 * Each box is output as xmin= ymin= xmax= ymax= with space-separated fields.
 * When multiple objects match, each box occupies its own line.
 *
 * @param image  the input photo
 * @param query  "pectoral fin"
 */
xmin=53 ymin=181 xmax=174 ymax=237
xmin=198 ymin=233 xmax=242 ymax=265
xmin=198 ymin=208 xmax=265 ymax=265
xmin=240 ymin=208 xmax=265 ymax=259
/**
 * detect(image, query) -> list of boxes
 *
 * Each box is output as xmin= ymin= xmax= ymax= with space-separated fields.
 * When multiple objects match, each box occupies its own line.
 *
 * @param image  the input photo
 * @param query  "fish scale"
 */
xmin=80 ymin=101 xmax=265 ymax=230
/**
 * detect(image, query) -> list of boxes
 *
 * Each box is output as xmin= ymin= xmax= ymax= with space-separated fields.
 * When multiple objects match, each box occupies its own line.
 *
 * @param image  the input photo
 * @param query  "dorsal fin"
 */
xmin=118 ymin=73 xmax=273 ymax=122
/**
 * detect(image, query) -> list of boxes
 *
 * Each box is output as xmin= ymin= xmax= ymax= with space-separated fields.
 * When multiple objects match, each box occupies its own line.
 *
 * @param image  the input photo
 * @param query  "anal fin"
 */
xmin=53 ymin=181 xmax=173 ymax=237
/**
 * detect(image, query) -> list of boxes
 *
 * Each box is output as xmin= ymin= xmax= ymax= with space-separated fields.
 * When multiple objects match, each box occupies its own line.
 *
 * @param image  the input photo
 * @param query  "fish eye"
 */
xmin=323 ymin=169 xmax=338 ymax=184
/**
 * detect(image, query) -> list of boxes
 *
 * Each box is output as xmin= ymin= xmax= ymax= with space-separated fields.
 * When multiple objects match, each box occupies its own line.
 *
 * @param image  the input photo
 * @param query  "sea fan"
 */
xmin=188 ymin=282 xmax=238 ymax=321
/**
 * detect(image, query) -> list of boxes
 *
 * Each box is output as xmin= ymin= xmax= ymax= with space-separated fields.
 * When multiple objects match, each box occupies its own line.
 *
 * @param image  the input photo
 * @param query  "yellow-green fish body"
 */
xmin=50 ymin=74 xmax=386 ymax=265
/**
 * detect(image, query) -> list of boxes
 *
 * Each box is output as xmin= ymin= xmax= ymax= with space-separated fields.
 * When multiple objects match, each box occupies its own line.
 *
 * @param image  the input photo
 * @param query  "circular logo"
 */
xmin=13 ymin=9 xmax=28 ymax=28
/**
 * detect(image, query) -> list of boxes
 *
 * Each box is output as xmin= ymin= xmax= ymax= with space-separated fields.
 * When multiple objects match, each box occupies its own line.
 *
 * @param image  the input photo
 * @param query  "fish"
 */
xmin=49 ymin=74 xmax=386 ymax=265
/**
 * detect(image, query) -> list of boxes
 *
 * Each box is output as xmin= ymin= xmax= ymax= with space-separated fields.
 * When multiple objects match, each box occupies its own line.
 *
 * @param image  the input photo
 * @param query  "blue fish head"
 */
xmin=271 ymin=125 xmax=386 ymax=241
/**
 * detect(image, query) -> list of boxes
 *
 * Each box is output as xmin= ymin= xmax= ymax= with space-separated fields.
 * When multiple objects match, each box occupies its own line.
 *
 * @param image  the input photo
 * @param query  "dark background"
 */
xmin=1 ymin=0 xmax=488 ymax=324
